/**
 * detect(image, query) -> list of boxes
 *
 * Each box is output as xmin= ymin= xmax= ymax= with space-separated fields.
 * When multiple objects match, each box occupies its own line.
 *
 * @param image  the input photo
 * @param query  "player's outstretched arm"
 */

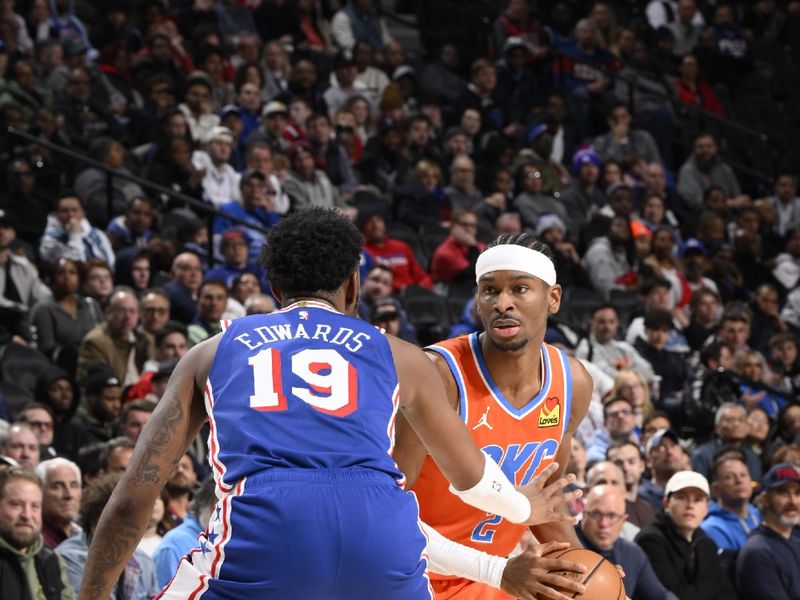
xmin=79 ymin=338 xmax=217 ymax=600
xmin=391 ymin=337 xmax=579 ymax=525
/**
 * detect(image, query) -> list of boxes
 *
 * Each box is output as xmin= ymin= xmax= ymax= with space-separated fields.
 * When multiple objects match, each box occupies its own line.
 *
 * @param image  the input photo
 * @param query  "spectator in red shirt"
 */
xmin=430 ymin=209 xmax=485 ymax=285
xmin=674 ymin=53 xmax=725 ymax=117
xmin=360 ymin=211 xmax=432 ymax=293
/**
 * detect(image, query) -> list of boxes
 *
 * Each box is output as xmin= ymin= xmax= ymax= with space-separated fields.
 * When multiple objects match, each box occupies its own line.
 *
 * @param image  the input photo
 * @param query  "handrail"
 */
xmin=7 ymin=127 xmax=272 ymax=268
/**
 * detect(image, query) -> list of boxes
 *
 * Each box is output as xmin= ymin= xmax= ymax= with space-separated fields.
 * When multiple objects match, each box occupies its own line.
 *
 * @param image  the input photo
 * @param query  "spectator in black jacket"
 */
xmin=736 ymin=463 xmax=800 ymax=600
xmin=636 ymin=470 xmax=737 ymax=600
xmin=394 ymin=160 xmax=449 ymax=232
xmin=634 ymin=309 xmax=689 ymax=415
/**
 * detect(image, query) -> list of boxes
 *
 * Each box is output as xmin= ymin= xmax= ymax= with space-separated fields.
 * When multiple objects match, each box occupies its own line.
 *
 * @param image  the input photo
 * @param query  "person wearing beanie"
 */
xmin=561 ymin=146 xmax=605 ymax=237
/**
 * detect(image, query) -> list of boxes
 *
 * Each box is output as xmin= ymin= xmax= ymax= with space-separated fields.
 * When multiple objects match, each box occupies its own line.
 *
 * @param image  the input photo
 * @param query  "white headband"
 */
xmin=475 ymin=245 xmax=557 ymax=286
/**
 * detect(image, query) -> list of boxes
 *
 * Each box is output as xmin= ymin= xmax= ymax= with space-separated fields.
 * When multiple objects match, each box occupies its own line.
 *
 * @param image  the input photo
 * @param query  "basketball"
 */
xmin=541 ymin=548 xmax=625 ymax=600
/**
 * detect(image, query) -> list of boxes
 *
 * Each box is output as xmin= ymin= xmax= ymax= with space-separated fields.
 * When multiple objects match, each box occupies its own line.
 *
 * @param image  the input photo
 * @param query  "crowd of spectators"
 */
xmin=0 ymin=0 xmax=798 ymax=598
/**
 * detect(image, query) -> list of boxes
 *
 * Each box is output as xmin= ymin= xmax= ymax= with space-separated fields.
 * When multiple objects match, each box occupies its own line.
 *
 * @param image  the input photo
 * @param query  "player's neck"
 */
xmin=481 ymin=335 xmax=545 ymax=403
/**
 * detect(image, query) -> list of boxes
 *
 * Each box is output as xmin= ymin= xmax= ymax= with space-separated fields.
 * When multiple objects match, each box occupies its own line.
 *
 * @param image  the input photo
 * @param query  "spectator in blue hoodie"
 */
xmin=701 ymin=453 xmax=761 ymax=551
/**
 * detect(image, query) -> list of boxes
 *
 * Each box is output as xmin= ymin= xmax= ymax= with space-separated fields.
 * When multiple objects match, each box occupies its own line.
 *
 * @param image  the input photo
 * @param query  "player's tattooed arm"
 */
xmin=79 ymin=339 xmax=216 ymax=600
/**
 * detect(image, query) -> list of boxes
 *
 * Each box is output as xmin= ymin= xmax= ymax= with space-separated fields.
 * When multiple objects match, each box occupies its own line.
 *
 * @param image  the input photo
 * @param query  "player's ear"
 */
xmin=344 ymin=268 xmax=360 ymax=311
xmin=547 ymin=283 xmax=562 ymax=314
xmin=270 ymin=282 xmax=284 ymax=304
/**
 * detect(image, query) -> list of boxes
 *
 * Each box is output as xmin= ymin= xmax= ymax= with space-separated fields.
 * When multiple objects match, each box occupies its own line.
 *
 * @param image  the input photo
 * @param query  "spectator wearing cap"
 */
xmin=206 ymin=228 xmax=266 ymax=290
xmin=536 ymin=214 xmax=592 ymax=290
xmin=76 ymin=287 xmax=155 ymax=387
xmin=187 ymin=280 xmax=227 ymax=347
xmin=430 ymin=209 xmax=484 ymax=285
xmin=513 ymin=163 xmax=569 ymax=231
xmin=636 ymin=470 xmax=736 ymax=600
xmin=284 ymin=142 xmax=349 ymax=212
xmin=576 ymin=304 xmax=656 ymax=381
xmin=191 ymin=126 xmax=241 ymax=208
xmin=214 ymin=172 xmax=281 ymax=261
xmin=178 ymin=74 xmax=220 ymax=144
xmin=325 ymin=50 xmax=372 ymax=116
xmin=0 ymin=208 xmax=51 ymax=335
xmin=331 ymin=0 xmax=393 ymax=53
xmin=736 ymin=463 xmax=800 ymax=599
xmin=633 ymin=308 xmax=689 ymax=408
xmin=680 ymin=238 xmax=719 ymax=298
xmin=626 ymin=278 xmax=690 ymax=352
xmin=361 ymin=212 xmax=432 ymax=293
xmin=700 ymin=454 xmax=761 ymax=551
xmin=306 ymin=112 xmax=358 ymax=195
xmin=560 ymin=147 xmax=605 ymax=236
xmin=639 ymin=429 xmax=685 ymax=509
xmin=40 ymin=192 xmax=116 ymax=270
xmin=73 ymin=370 xmax=122 ymax=444
xmin=592 ymin=102 xmax=661 ymax=167
xmin=494 ymin=37 xmax=547 ymax=125
xmin=249 ymin=100 xmax=291 ymax=155
xmin=586 ymin=396 xmax=640 ymax=463
xmin=577 ymin=484 xmax=677 ymax=600
xmin=369 ymin=297 xmax=404 ymax=337
xmin=692 ymin=403 xmax=762 ymax=482
xmin=219 ymin=104 xmax=246 ymax=171
xmin=512 ymin=123 xmax=569 ymax=195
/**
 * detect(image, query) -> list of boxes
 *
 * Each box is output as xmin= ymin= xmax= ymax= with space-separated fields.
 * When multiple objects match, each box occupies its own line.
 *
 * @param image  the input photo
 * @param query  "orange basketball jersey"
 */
xmin=413 ymin=332 xmax=573 ymax=594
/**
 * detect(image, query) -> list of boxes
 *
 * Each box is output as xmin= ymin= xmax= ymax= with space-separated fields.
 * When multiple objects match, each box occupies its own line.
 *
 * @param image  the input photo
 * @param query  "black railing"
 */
xmin=7 ymin=127 xmax=272 ymax=268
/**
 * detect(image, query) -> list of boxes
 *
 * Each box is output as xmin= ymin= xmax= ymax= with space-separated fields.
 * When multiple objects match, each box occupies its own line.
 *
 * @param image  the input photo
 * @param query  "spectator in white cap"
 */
xmin=636 ymin=470 xmax=737 ymax=599
xmin=535 ymin=213 xmax=591 ymax=290
xmin=736 ymin=463 xmax=800 ymax=599
xmin=248 ymin=101 xmax=291 ymax=155
xmin=191 ymin=126 xmax=241 ymax=208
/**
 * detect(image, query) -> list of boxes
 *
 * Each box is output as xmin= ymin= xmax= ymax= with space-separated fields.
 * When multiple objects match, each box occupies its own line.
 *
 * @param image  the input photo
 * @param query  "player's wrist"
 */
xmin=449 ymin=451 xmax=531 ymax=524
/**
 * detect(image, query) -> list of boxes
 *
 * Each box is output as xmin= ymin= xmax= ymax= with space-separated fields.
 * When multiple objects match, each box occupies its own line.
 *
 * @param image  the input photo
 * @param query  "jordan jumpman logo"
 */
xmin=473 ymin=406 xmax=493 ymax=430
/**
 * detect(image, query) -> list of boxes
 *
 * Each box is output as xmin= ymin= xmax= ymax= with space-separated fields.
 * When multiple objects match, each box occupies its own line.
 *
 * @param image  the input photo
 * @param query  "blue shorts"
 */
xmin=159 ymin=468 xmax=432 ymax=599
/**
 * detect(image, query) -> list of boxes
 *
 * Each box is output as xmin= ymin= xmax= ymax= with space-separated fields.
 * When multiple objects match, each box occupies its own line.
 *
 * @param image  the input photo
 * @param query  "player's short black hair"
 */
xmin=484 ymin=232 xmax=554 ymax=262
xmin=260 ymin=208 xmax=363 ymax=298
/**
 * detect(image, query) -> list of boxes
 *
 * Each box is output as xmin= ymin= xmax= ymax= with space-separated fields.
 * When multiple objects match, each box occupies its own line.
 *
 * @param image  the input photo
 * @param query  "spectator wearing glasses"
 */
xmin=578 ymin=484 xmax=677 ymax=600
xmin=636 ymin=470 xmax=736 ymax=600
xmin=18 ymin=403 xmax=57 ymax=462
xmin=586 ymin=396 xmax=640 ymax=463
xmin=140 ymin=289 xmax=171 ymax=337
xmin=430 ymin=209 xmax=484 ymax=285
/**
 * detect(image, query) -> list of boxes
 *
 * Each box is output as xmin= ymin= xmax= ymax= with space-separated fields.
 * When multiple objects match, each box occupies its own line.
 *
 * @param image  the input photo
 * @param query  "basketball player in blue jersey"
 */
xmin=78 ymin=209 xmax=583 ymax=600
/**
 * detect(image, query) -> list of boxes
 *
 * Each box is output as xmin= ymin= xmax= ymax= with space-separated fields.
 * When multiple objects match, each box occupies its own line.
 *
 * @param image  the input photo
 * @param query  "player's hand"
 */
xmin=500 ymin=541 xmax=586 ymax=600
xmin=517 ymin=462 xmax=581 ymax=526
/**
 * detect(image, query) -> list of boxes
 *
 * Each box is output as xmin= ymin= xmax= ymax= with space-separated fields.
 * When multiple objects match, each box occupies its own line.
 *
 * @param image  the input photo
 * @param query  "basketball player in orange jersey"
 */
xmin=394 ymin=233 xmax=594 ymax=600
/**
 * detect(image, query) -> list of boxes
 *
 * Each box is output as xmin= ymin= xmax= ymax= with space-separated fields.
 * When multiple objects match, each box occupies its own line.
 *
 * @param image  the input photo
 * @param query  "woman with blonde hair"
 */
xmin=611 ymin=368 xmax=653 ymax=428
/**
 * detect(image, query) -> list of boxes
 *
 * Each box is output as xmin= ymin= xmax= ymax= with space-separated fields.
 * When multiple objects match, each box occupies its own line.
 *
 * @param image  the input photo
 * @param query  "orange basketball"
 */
xmin=540 ymin=548 xmax=625 ymax=600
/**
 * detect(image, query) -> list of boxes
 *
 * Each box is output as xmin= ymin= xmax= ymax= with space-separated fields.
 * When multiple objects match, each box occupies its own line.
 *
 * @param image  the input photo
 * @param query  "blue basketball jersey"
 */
xmin=205 ymin=300 xmax=405 ymax=493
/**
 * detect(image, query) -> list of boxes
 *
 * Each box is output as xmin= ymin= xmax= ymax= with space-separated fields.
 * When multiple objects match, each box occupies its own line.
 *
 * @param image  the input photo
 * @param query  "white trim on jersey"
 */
xmin=204 ymin=381 xmax=234 ymax=495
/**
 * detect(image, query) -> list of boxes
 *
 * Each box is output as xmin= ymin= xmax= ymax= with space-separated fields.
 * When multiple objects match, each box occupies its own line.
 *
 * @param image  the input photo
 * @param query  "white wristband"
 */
xmin=420 ymin=521 xmax=508 ymax=589
xmin=449 ymin=451 xmax=531 ymax=524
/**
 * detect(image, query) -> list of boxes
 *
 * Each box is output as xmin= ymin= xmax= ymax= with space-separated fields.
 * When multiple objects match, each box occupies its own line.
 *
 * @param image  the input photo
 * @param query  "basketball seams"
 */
xmin=573 ymin=556 xmax=605 ymax=599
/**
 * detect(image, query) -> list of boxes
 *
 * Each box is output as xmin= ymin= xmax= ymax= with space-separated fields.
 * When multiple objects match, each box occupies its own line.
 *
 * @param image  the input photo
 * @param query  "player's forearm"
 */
xmin=79 ymin=493 xmax=152 ymax=599
xmin=420 ymin=521 xmax=507 ymax=587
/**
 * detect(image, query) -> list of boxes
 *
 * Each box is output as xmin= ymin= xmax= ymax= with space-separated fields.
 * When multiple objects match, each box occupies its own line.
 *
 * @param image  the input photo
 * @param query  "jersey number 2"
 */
xmin=248 ymin=348 xmax=358 ymax=417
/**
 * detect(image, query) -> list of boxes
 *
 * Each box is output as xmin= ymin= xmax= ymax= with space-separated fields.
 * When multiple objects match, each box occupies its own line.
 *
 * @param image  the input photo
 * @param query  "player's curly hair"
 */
xmin=484 ymin=232 xmax=554 ymax=261
xmin=260 ymin=208 xmax=363 ymax=298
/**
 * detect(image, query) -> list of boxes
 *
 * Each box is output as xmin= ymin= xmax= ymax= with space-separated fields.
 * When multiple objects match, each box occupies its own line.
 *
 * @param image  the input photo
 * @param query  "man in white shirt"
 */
xmin=192 ymin=126 xmax=240 ymax=208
